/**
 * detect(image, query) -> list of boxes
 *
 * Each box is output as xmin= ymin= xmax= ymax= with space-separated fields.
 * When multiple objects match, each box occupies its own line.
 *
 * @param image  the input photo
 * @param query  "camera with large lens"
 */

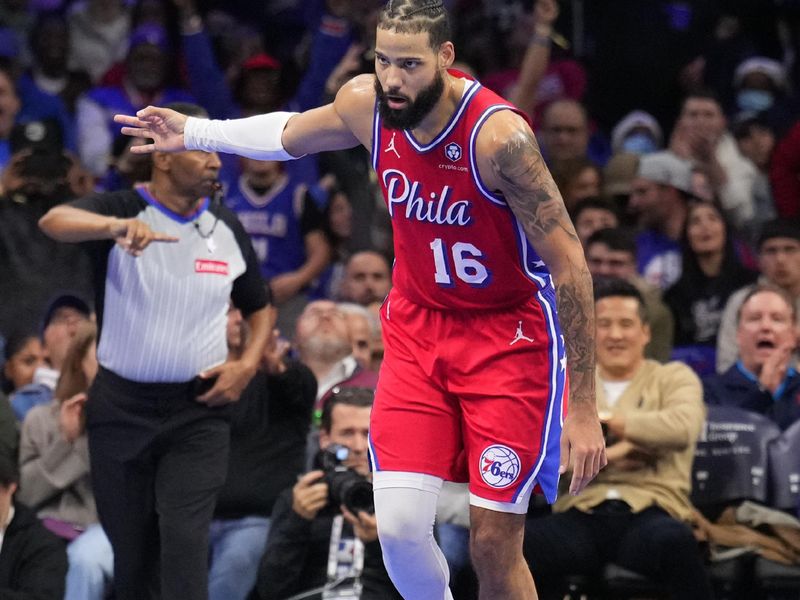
xmin=315 ymin=443 xmax=374 ymax=515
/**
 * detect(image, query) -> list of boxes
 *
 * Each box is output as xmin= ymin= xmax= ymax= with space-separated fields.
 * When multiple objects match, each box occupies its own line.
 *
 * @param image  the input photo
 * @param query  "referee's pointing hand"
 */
xmin=110 ymin=217 xmax=178 ymax=256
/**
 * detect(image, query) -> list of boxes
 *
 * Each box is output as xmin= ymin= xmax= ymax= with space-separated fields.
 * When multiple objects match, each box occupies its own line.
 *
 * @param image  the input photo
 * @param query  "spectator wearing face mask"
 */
xmin=731 ymin=56 xmax=796 ymax=138
xmin=610 ymin=110 xmax=663 ymax=156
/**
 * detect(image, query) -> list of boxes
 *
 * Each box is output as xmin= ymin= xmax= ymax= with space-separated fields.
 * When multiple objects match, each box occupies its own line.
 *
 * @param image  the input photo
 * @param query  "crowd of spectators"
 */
xmin=0 ymin=0 xmax=799 ymax=598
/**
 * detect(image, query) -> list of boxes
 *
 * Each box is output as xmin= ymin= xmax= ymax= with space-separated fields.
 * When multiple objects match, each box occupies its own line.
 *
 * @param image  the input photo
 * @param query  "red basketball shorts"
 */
xmin=368 ymin=287 xmax=567 ymax=513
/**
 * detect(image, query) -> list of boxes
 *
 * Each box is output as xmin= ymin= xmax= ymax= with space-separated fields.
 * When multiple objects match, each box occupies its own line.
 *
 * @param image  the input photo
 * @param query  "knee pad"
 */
xmin=373 ymin=471 xmax=442 ymax=546
xmin=372 ymin=472 xmax=454 ymax=600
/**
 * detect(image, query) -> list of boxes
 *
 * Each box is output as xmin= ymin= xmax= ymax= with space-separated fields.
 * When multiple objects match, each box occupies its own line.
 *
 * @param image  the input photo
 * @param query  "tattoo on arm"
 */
xmin=489 ymin=129 xmax=577 ymax=242
xmin=555 ymin=275 xmax=596 ymax=406
xmin=489 ymin=125 xmax=595 ymax=407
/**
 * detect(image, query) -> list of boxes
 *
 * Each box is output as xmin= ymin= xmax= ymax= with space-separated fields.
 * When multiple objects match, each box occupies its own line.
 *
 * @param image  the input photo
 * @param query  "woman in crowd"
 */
xmin=665 ymin=200 xmax=758 ymax=356
xmin=17 ymin=321 xmax=112 ymax=600
xmin=311 ymin=185 xmax=354 ymax=301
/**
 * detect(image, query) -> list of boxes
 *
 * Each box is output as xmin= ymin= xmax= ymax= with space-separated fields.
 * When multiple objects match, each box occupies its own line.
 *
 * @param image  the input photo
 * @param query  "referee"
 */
xmin=39 ymin=103 xmax=272 ymax=600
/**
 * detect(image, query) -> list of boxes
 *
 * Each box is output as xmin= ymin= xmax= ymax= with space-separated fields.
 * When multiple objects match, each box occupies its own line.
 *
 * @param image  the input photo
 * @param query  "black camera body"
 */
xmin=315 ymin=443 xmax=374 ymax=515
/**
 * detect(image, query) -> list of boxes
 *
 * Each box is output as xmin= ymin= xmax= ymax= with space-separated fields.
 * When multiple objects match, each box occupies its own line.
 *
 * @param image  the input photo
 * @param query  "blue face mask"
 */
xmin=737 ymin=89 xmax=774 ymax=113
xmin=621 ymin=133 xmax=658 ymax=155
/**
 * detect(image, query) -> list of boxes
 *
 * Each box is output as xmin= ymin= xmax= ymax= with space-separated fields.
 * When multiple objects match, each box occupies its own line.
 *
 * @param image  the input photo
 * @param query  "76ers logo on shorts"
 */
xmin=479 ymin=445 xmax=521 ymax=489
xmin=445 ymin=142 xmax=462 ymax=162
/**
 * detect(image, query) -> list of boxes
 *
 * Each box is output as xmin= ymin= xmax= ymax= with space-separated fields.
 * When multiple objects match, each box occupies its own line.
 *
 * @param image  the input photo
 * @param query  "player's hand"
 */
xmin=109 ymin=217 xmax=178 ymax=256
xmin=559 ymin=406 xmax=607 ymax=495
xmin=195 ymin=359 xmax=258 ymax=406
xmin=342 ymin=506 xmax=378 ymax=543
xmin=59 ymin=393 xmax=87 ymax=443
xmin=114 ymin=107 xmax=190 ymax=154
xmin=292 ymin=470 xmax=329 ymax=520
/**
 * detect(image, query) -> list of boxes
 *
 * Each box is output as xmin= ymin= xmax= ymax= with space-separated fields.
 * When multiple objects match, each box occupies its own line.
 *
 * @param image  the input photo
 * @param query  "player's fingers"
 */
xmin=591 ymin=448 xmax=603 ymax=479
xmin=129 ymin=143 xmax=157 ymax=154
xmin=114 ymin=114 xmax=150 ymax=127
xmin=136 ymin=105 xmax=166 ymax=120
xmin=119 ymin=126 xmax=155 ymax=139
xmin=559 ymin=434 xmax=570 ymax=474
xmin=569 ymin=451 xmax=588 ymax=495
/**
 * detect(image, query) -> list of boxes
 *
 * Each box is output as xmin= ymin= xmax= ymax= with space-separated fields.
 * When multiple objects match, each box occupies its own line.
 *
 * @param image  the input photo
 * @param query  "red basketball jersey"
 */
xmin=371 ymin=76 xmax=552 ymax=311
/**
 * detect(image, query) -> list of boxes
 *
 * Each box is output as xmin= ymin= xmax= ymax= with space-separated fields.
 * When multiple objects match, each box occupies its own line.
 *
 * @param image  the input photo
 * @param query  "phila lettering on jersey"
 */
xmin=371 ymin=75 xmax=552 ymax=311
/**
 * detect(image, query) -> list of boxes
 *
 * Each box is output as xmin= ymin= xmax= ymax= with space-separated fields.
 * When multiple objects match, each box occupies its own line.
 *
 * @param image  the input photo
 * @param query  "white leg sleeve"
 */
xmin=373 ymin=472 xmax=455 ymax=600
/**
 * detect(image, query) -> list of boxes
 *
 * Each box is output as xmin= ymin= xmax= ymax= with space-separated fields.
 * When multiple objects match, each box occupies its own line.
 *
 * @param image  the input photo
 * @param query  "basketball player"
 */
xmin=115 ymin=2 xmax=607 ymax=598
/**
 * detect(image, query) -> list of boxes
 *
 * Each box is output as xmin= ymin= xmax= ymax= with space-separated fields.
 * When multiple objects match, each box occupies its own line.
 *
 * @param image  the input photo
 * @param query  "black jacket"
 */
xmin=215 ymin=361 xmax=317 ymax=519
xmin=252 ymin=488 xmax=401 ymax=600
xmin=703 ymin=364 xmax=800 ymax=431
xmin=0 ymin=502 xmax=67 ymax=600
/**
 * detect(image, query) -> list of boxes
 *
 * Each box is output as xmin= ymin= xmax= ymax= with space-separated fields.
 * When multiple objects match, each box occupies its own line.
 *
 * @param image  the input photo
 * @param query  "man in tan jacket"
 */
xmin=524 ymin=278 xmax=712 ymax=600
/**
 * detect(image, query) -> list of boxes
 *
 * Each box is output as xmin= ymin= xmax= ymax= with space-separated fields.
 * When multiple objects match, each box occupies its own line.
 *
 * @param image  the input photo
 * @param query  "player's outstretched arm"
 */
xmin=478 ymin=111 xmax=607 ymax=496
xmin=113 ymin=75 xmax=374 ymax=159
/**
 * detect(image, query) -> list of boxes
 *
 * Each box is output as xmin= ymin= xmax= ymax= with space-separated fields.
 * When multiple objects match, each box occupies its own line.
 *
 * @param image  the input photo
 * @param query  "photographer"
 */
xmin=252 ymin=388 xmax=400 ymax=600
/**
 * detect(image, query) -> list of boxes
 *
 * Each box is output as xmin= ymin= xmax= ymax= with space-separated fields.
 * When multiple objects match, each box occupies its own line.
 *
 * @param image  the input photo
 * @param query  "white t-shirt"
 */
xmin=601 ymin=379 xmax=631 ymax=408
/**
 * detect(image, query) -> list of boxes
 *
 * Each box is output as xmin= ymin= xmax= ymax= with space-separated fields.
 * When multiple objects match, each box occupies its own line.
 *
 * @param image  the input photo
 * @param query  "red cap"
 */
xmin=241 ymin=52 xmax=281 ymax=72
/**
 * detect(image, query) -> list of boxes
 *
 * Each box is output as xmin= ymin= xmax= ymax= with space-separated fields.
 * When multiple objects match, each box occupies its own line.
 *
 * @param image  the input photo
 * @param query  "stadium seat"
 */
xmin=691 ymin=405 xmax=781 ymax=509
xmin=767 ymin=419 xmax=800 ymax=511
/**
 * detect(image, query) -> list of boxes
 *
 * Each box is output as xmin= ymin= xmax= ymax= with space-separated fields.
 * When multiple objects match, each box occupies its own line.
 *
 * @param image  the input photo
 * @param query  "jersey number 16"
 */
xmin=430 ymin=238 xmax=490 ymax=287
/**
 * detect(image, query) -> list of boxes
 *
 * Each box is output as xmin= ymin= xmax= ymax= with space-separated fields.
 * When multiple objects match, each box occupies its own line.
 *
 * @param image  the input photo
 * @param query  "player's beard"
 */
xmin=375 ymin=70 xmax=445 ymax=131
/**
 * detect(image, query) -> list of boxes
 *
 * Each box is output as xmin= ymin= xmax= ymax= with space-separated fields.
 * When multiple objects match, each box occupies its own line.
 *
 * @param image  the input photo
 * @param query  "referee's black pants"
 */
xmin=87 ymin=367 xmax=231 ymax=600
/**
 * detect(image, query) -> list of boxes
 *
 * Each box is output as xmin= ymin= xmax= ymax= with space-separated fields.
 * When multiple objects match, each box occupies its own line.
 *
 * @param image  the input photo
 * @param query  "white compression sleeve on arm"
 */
xmin=183 ymin=112 xmax=304 ymax=161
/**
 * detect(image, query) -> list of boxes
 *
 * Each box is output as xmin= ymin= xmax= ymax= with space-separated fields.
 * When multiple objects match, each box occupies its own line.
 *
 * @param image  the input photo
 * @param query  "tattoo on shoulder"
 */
xmin=488 ymin=128 xmax=577 ymax=243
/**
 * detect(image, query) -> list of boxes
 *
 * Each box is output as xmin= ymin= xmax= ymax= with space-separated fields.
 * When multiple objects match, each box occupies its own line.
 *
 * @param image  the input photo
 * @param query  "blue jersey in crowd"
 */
xmin=225 ymin=174 xmax=316 ymax=282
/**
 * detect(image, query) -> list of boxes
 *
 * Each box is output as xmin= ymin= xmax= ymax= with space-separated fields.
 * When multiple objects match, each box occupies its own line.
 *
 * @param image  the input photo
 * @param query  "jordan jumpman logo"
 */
xmin=385 ymin=132 xmax=400 ymax=158
xmin=510 ymin=321 xmax=534 ymax=345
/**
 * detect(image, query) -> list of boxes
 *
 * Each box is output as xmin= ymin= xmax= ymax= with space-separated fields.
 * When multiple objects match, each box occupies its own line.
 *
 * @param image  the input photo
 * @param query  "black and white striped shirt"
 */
xmin=73 ymin=185 xmax=269 ymax=383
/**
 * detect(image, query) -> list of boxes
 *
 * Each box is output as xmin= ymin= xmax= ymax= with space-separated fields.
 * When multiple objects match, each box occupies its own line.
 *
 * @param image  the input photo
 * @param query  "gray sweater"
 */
xmin=17 ymin=400 xmax=97 ymax=528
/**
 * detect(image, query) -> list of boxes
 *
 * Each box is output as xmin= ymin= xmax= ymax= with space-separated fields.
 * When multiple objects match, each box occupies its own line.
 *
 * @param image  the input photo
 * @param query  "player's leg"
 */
xmin=369 ymin=291 xmax=462 ymax=599
xmin=469 ymin=507 xmax=536 ymax=599
xmin=373 ymin=472 xmax=455 ymax=600
xmin=452 ymin=292 xmax=566 ymax=599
